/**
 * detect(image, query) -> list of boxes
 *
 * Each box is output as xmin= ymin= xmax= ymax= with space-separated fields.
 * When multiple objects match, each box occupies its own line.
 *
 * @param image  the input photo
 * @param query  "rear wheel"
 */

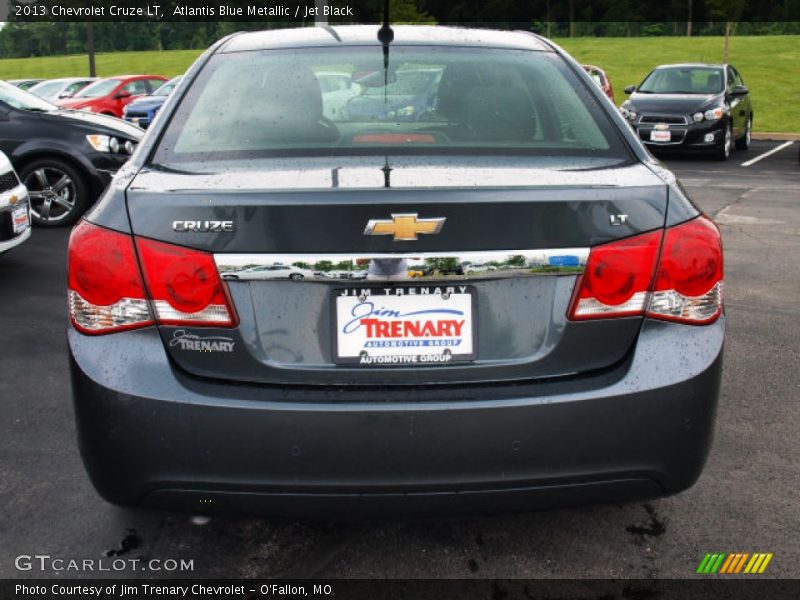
xmin=735 ymin=115 xmax=752 ymax=150
xmin=20 ymin=158 xmax=89 ymax=227
xmin=716 ymin=123 xmax=733 ymax=161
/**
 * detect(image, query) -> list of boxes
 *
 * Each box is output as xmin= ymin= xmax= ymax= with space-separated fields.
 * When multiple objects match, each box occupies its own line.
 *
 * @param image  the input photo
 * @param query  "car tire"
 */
xmin=716 ymin=123 xmax=733 ymax=161
xmin=289 ymin=273 xmax=304 ymax=280
xmin=20 ymin=158 xmax=89 ymax=227
xmin=735 ymin=115 xmax=752 ymax=150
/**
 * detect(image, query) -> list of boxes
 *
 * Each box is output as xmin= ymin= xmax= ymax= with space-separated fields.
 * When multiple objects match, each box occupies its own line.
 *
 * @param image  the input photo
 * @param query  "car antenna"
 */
xmin=382 ymin=155 xmax=393 ymax=188
xmin=377 ymin=0 xmax=393 ymax=100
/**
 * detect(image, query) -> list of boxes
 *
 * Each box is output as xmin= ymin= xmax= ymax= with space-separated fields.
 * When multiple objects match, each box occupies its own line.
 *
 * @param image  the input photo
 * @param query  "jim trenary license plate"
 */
xmin=334 ymin=285 xmax=476 ymax=365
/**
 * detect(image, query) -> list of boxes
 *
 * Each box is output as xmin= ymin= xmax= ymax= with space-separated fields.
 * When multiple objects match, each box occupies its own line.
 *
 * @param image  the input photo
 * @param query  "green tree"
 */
xmin=707 ymin=0 xmax=748 ymax=62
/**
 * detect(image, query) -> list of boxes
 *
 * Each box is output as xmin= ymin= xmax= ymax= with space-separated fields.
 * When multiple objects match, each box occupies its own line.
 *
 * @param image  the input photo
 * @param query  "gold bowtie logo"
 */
xmin=364 ymin=213 xmax=446 ymax=241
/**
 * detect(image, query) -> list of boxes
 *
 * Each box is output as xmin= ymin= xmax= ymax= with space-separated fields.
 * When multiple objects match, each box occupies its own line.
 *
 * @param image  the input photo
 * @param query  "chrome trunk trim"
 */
xmin=214 ymin=249 xmax=589 ymax=283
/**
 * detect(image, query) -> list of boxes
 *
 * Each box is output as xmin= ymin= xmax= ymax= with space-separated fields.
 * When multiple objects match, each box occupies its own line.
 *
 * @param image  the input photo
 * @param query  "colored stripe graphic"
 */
xmin=698 ymin=552 xmax=774 ymax=574
xmin=696 ymin=554 xmax=713 ymax=574
xmin=759 ymin=553 xmax=774 ymax=573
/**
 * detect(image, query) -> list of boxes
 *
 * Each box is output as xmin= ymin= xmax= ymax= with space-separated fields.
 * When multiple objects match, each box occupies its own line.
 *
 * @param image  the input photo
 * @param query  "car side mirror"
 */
xmin=58 ymin=91 xmax=73 ymax=99
xmin=115 ymin=90 xmax=131 ymax=99
xmin=730 ymin=85 xmax=749 ymax=97
xmin=624 ymin=85 xmax=636 ymax=94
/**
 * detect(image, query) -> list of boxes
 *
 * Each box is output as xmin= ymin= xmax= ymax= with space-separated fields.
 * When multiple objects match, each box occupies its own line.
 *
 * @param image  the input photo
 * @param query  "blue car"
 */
xmin=122 ymin=76 xmax=181 ymax=129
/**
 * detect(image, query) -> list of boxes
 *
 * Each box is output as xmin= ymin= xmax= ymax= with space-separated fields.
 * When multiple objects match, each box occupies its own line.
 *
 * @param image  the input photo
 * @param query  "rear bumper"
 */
xmin=69 ymin=318 xmax=724 ymax=517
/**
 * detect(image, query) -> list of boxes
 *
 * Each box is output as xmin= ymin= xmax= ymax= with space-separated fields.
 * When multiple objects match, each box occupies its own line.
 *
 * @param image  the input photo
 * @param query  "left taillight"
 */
xmin=135 ymin=237 xmax=237 ymax=327
xmin=68 ymin=221 xmax=238 ymax=335
xmin=68 ymin=220 xmax=153 ymax=334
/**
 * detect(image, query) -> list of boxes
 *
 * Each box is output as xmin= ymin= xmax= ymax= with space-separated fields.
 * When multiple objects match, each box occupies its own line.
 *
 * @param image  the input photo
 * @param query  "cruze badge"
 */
xmin=172 ymin=220 xmax=234 ymax=232
xmin=364 ymin=213 xmax=445 ymax=241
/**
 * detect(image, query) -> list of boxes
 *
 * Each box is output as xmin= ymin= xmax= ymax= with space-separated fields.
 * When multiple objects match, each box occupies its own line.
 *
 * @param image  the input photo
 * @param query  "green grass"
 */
xmin=1 ymin=35 xmax=797 ymax=131
xmin=556 ymin=35 xmax=799 ymax=133
xmin=0 ymin=49 xmax=202 ymax=80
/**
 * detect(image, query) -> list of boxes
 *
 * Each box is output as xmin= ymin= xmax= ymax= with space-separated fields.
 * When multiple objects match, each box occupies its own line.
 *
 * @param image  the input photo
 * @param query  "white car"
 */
xmin=223 ymin=264 xmax=314 ymax=280
xmin=0 ymin=150 xmax=31 ymax=255
xmin=465 ymin=263 xmax=498 ymax=274
xmin=27 ymin=77 xmax=97 ymax=102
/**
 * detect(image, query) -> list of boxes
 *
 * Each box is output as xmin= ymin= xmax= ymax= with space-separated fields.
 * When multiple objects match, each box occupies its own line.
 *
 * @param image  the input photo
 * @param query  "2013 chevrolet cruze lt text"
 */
xmin=68 ymin=26 xmax=724 ymax=517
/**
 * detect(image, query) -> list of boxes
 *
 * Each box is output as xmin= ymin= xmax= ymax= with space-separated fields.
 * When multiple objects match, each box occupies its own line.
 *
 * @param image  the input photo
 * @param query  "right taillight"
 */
xmin=646 ymin=216 xmax=723 ymax=324
xmin=569 ymin=215 xmax=723 ymax=325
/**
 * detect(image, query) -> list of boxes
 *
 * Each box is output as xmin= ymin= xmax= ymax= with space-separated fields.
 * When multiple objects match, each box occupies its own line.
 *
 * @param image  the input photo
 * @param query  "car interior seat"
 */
xmin=463 ymin=86 xmax=537 ymax=143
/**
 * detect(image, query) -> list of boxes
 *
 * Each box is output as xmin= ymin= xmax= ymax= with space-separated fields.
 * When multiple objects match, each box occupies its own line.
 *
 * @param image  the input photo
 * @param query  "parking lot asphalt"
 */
xmin=1 ymin=140 xmax=798 ymax=580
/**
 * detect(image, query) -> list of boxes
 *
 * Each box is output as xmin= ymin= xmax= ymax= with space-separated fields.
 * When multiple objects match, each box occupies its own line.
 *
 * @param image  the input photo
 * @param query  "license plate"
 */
xmin=333 ymin=286 xmax=476 ymax=365
xmin=11 ymin=204 xmax=29 ymax=234
xmin=650 ymin=129 xmax=671 ymax=143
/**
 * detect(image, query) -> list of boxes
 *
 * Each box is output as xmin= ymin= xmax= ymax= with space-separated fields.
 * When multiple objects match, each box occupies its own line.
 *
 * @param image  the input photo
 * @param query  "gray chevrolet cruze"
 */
xmin=67 ymin=26 xmax=724 ymax=517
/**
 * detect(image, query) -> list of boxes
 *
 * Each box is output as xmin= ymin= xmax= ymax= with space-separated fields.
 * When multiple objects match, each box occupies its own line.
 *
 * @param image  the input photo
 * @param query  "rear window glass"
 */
xmin=153 ymin=46 xmax=628 ymax=163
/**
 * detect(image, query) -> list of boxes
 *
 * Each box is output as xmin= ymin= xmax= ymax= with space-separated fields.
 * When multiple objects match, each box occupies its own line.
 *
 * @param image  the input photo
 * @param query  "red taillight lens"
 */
xmin=647 ymin=216 xmax=723 ymax=323
xmin=568 ymin=216 xmax=723 ymax=324
xmin=135 ymin=238 xmax=237 ymax=327
xmin=569 ymin=230 xmax=662 ymax=320
xmin=68 ymin=221 xmax=153 ymax=334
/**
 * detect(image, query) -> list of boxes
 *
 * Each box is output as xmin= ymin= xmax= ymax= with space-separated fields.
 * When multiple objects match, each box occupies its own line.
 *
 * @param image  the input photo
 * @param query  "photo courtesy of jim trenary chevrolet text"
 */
xmin=1 ymin=0 xmax=798 ymax=598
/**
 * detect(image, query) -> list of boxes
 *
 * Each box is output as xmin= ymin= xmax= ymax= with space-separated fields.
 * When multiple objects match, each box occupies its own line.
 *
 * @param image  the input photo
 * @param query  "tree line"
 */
xmin=1 ymin=0 xmax=798 ymax=59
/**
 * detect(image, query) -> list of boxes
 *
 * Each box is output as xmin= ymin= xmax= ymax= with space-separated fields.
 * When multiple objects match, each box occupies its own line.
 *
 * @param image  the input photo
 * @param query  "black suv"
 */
xmin=0 ymin=81 xmax=143 ymax=226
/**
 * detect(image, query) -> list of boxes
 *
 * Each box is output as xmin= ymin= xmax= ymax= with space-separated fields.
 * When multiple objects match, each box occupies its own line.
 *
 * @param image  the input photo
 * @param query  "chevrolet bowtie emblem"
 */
xmin=364 ymin=213 xmax=446 ymax=241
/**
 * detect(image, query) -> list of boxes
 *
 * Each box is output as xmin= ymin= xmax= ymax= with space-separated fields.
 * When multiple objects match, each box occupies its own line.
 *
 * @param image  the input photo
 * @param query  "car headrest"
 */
xmin=261 ymin=66 xmax=324 ymax=121
xmin=463 ymin=86 xmax=537 ymax=143
xmin=436 ymin=63 xmax=493 ymax=121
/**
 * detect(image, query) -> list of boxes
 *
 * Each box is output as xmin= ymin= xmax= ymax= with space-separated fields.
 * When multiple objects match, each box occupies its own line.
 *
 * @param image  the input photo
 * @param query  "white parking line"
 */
xmin=740 ymin=141 xmax=795 ymax=167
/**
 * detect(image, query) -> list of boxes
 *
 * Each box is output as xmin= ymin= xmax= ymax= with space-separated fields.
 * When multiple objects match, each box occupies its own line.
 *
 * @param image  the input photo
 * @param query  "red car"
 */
xmin=582 ymin=65 xmax=614 ymax=102
xmin=57 ymin=75 xmax=167 ymax=118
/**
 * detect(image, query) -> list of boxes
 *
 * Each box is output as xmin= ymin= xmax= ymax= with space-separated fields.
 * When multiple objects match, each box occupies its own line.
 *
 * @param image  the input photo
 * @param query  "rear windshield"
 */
xmin=152 ymin=46 xmax=629 ymax=164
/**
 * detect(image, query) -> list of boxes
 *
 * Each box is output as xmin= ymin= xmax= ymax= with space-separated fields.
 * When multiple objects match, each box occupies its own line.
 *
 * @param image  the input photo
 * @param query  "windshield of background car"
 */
xmin=74 ymin=79 xmax=120 ymax=98
xmin=152 ymin=78 xmax=180 ymax=96
xmin=28 ymin=80 xmax=63 ymax=98
xmin=638 ymin=67 xmax=724 ymax=94
xmin=0 ymin=81 xmax=57 ymax=111
xmin=152 ymin=46 xmax=629 ymax=164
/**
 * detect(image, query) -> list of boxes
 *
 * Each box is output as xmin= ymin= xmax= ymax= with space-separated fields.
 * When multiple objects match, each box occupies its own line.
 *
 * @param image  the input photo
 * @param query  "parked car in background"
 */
xmin=620 ymin=63 xmax=752 ymax=160
xmin=57 ymin=75 xmax=167 ymax=118
xmin=222 ymin=264 xmax=314 ymax=280
xmin=0 ymin=81 xmax=143 ymax=226
xmin=0 ymin=149 xmax=31 ymax=254
xmin=123 ymin=76 xmax=182 ymax=129
xmin=465 ymin=263 xmax=498 ymax=275
xmin=582 ymin=65 xmax=614 ymax=101
xmin=7 ymin=79 xmax=44 ymax=91
xmin=28 ymin=77 xmax=97 ymax=103
xmin=67 ymin=26 xmax=724 ymax=517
